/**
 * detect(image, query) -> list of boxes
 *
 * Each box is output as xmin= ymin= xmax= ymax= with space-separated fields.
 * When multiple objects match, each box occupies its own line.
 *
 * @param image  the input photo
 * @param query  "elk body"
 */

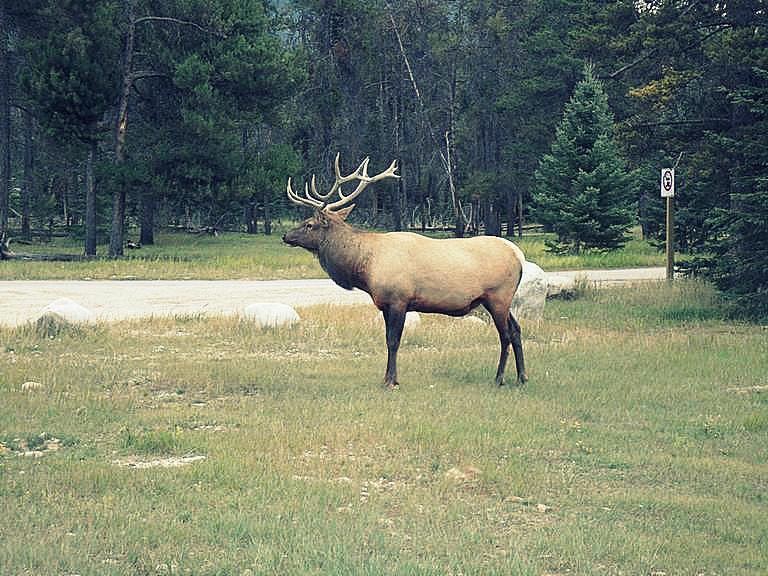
xmin=282 ymin=155 xmax=527 ymax=389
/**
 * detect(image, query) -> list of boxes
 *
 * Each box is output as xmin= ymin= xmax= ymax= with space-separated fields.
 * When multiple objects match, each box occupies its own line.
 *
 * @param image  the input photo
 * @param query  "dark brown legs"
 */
xmin=507 ymin=312 xmax=527 ymax=385
xmin=382 ymin=302 xmax=525 ymax=389
xmin=486 ymin=303 xmax=526 ymax=386
xmin=382 ymin=305 xmax=406 ymax=389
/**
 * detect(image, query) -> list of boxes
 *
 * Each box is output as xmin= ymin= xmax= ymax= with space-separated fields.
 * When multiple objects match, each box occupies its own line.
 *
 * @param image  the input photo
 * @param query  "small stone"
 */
xmin=445 ymin=466 xmax=482 ymax=482
xmin=21 ymin=381 xmax=43 ymax=391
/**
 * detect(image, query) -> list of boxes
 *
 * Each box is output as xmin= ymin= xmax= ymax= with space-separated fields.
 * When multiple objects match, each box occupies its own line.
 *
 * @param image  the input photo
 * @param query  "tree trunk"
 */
xmin=454 ymin=212 xmax=464 ymax=238
xmin=85 ymin=140 xmax=97 ymax=256
xmin=139 ymin=190 xmax=154 ymax=245
xmin=485 ymin=200 xmax=501 ymax=236
xmin=109 ymin=0 xmax=136 ymax=258
xmin=392 ymin=83 xmax=403 ymax=232
xmin=63 ymin=168 xmax=71 ymax=230
xmin=506 ymin=191 xmax=516 ymax=237
xmin=393 ymin=175 xmax=404 ymax=232
xmin=246 ymin=202 xmax=257 ymax=234
xmin=22 ymin=111 xmax=34 ymax=241
xmin=263 ymin=195 xmax=272 ymax=235
xmin=0 ymin=2 xmax=10 ymax=240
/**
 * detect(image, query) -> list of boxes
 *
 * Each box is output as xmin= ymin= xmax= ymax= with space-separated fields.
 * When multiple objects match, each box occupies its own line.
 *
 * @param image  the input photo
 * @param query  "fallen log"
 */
xmin=0 ymin=236 xmax=93 ymax=262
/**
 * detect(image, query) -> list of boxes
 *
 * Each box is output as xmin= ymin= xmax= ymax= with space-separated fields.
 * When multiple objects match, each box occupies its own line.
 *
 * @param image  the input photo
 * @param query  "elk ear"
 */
xmin=334 ymin=205 xmax=356 ymax=220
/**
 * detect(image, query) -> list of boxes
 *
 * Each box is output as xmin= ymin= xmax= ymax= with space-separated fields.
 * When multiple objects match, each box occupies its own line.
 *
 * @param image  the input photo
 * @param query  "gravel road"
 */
xmin=0 ymin=267 xmax=666 ymax=327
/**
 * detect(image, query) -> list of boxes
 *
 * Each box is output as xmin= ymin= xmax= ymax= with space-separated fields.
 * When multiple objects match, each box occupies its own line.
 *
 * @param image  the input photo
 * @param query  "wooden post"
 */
xmin=661 ymin=154 xmax=682 ymax=282
xmin=666 ymin=195 xmax=674 ymax=281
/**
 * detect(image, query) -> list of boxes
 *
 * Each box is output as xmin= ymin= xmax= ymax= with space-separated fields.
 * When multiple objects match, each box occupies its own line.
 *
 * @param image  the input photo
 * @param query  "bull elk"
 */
xmin=282 ymin=154 xmax=527 ymax=389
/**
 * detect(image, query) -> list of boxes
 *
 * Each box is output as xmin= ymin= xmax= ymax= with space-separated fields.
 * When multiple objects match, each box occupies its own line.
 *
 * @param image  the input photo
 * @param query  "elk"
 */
xmin=282 ymin=154 xmax=527 ymax=389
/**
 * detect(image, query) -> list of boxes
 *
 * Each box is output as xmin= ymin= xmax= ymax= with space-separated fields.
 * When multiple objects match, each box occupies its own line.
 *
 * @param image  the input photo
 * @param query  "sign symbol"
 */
xmin=661 ymin=168 xmax=675 ymax=198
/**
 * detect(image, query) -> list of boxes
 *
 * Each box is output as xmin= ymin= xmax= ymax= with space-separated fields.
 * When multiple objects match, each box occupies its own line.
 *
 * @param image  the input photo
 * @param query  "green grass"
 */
xmin=1 ymin=281 xmax=766 ymax=574
xmin=0 ymin=229 xmax=322 ymax=280
xmin=0 ymin=227 xmax=664 ymax=280
xmin=516 ymin=232 xmax=665 ymax=270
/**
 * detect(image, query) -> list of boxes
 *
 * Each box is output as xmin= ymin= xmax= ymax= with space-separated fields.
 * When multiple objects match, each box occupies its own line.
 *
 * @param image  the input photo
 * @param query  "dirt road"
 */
xmin=0 ymin=267 xmax=666 ymax=327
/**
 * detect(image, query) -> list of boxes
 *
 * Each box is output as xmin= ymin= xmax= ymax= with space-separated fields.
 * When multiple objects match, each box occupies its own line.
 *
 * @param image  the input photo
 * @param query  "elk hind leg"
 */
xmin=484 ymin=301 xmax=512 ymax=386
xmin=508 ymin=312 xmax=527 ymax=384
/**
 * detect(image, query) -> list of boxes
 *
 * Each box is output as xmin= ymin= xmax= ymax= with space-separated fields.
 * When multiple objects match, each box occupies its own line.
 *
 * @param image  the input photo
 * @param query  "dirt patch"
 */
xmin=727 ymin=384 xmax=768 ymax=394
xmin=112 ymin=454 xmax=207 ymax=469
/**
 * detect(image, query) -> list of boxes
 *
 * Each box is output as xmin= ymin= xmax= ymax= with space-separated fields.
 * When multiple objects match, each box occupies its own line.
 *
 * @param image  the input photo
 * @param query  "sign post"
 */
xmin=661 ymin=168 xmax=675 ymax=281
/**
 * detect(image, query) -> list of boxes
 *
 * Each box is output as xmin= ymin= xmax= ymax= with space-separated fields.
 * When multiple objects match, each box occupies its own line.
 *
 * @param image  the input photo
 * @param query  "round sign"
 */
xmin=663 ymin=171 xmax=673 ymax=191
xmin=661 ymin=168 xmax=675 ymax=198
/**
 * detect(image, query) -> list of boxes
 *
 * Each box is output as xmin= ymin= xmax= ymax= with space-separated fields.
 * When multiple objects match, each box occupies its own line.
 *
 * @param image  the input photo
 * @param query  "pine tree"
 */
xmin=707 ymin=22 xmax=768 ymax=319
xmin=533 ymin=63 xmax=634 ymax=253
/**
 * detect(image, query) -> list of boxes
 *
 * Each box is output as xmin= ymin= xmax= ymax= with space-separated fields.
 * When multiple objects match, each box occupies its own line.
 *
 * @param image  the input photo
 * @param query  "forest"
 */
xmin=0 ymin=0 xmax=766 ymax=316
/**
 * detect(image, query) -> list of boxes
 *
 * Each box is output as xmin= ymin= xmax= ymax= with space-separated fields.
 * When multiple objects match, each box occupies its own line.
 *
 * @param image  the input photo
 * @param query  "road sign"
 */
xmin=661 ymin=168 xmax=675 ymax=197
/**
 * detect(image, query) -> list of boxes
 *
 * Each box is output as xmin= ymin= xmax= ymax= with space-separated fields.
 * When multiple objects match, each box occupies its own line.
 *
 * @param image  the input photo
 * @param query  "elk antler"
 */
xmin=286 ymin=153 xmax=399 ymax=212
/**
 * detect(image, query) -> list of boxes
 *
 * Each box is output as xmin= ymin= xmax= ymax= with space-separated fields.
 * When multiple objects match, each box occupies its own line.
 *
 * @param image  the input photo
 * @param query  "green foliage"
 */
xmin=21 ymin=0 xmax=122 ymax=142
xmin=251 ymin=143 xmax=302 ymax=208
xmin=118 ymin=426 xmax=193 ymax=455
xmin=706 ymin=23 xmax=768 ymax=319
xmin=4 ymin=0 xmax=767 ymax=311
xmin=616 ymin=4 xmax=768 ymax=315
xmin=533 ymin=64 xmax=635 ymax=253
xmin=709 ymin=178 xmax=768 ymax=320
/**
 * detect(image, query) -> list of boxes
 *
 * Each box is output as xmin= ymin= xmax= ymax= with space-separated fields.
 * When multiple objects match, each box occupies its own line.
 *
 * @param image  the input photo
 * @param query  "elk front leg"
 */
xmin=382 ymin=305 xmax=406 ymax=389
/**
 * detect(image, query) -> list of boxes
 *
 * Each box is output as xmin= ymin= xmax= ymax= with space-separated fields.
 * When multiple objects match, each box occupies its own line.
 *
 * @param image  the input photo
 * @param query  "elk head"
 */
xmin=282 ymin=154 xmax=399 ymax=252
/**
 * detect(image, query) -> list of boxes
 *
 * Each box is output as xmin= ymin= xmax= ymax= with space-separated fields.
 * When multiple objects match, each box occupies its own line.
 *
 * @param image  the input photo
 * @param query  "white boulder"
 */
xmin=510 ymin=261 xmax=549 ymax=319
xmin=404 ymin=311 xmax=421 ymax=330
xmin=37 ymin=298 xmax=94 ymax=325
xmin=243 ymin=303 xmax=300 ymax=328
xmin=371 ymin=311 xmax=421 ymax=331
xmin=461 ymin=315 xmax=486 ymax=326
xmin=546 ymin=273 xmax=579 ymax=298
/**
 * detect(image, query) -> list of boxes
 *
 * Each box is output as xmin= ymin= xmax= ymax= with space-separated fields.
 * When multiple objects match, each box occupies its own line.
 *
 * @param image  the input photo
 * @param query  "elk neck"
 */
xmin=317 ymin=222 xmax=374 ymax=292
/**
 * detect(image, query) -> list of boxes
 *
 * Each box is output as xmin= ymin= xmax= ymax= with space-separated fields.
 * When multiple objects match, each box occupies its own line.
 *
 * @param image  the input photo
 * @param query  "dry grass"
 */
xmin=1 ymin=281 xmax=766 ymax=575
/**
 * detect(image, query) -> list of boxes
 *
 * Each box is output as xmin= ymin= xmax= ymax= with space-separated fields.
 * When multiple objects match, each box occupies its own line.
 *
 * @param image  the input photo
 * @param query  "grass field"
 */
xmin=1 ymin=281 xmax=766 ymax=575
xmin=0 ymin=227 xmax=664 ymax=280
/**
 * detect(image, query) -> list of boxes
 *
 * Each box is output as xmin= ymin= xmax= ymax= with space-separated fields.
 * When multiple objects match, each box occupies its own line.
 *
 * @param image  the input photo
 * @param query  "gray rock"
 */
xmin=39 ymin=298 xmax=94 ymax=322
xmin=371 ymin=311 xmax=421 ymax=330
xmin=511 ymin=261 xmax=549 ymax=319
xmin=36 ymin=298 xmax=94 ymax=332
xmin=243 ymin=303 xmax=300 ymax=328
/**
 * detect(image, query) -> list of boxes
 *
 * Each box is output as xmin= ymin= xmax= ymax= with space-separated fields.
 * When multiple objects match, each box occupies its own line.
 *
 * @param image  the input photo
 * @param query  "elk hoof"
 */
xmin=384 ymin=381 xmax=400 ymax=391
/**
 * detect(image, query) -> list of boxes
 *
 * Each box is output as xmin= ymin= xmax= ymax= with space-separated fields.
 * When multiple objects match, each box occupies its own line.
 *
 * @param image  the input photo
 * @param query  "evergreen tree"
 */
xmin=707 ymin=19 xmax=768 ymax=319
xmin=533 ymin=63 xmax=634 ymax=253
xmin=21 ymin=0 xmax=122 ymax=255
